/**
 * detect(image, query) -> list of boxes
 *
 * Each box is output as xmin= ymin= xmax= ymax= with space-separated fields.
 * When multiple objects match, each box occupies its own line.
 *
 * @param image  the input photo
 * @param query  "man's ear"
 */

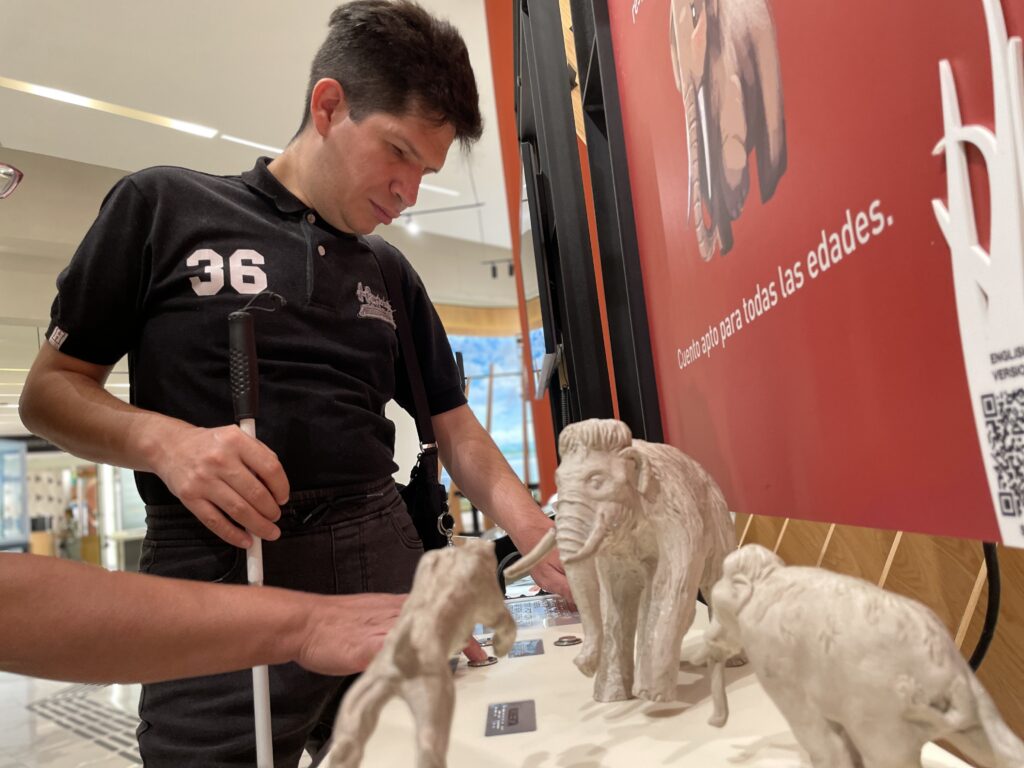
xmin=309 ymin=78 xmax=348 ymax=137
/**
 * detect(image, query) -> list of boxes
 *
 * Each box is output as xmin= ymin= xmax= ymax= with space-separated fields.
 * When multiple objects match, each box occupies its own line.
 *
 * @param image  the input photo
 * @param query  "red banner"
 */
xmin=608 ymin=0 xmax=1024 ymax=544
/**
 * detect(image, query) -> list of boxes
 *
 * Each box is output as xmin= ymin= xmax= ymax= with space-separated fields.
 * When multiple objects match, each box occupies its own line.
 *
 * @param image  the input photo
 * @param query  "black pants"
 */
xmin=136 ymin=480 xmax=423 ymax=768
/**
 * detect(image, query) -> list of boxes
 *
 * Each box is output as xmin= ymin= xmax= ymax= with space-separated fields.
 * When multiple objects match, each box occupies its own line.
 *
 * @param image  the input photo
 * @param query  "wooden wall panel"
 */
xmin=882 ymin=533 xmax=984 ymax=635
xmin=775 ymin=519 xmax=832 ymax=567
xmin=960 ymin=545 xmax=1024 ymax=736
xmin=435 ymin=304 xmax=520 ymax=337
xmin=817 ymin=523 xmax=898 ymax=583
xmin=733 ymin=511 xmax=751 ymax=544
xmin=741 ymin=514 xmax=786 ymax=551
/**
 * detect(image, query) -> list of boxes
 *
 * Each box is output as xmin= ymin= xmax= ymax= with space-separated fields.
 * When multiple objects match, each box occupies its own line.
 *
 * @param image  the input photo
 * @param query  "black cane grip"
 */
xmin=228 ymin=311 xmax=259 ymax=421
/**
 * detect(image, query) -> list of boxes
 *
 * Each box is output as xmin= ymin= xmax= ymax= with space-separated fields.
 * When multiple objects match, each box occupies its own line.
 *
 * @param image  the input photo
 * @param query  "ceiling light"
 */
xmin=405 ymin=216 xmax=420 ymax=235
xmin=221 ymin=134 xmax=284 ymax=154
xmin=0 ymin=163 xmax=22 ymax=199
xmin=420 ymin=182 xmax=459 ymax=197
xmin=0 ymin=76 xmax=217 ymax=138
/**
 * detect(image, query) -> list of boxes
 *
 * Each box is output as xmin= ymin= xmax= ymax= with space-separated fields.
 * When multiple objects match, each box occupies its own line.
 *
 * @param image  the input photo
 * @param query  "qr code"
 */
xmin=982 ymin=390 xmax=1024 ymax=517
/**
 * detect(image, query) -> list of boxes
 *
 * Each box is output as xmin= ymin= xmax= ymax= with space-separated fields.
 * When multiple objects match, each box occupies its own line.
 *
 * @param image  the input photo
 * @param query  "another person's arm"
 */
xmin=20 ymin=344 xmax=287 ymax=548
xmin=0 ymin=553 xmax=402 ymax=684
xmin=433 ymin=404 xmax=572 ymax=600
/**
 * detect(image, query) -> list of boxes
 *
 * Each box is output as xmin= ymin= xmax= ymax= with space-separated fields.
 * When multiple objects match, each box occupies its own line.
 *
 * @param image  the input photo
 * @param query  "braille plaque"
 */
xmin=485 ymin=700 xmax=536 ymax=736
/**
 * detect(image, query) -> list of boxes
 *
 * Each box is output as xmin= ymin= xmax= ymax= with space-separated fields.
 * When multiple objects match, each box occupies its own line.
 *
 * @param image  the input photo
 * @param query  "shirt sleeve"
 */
xmin=391 ymin=251 xmax=467 ymax=417
xmin=45 ymin=177 xmax=152 ymax=366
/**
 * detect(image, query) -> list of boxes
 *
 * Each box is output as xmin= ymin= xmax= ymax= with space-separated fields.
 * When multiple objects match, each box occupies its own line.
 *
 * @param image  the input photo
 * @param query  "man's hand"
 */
xmin=296 ymin=593 xmax=405 ymax=676
xmin=530 ymin=549 xmax=573 ymax=605
xmin=152 ymin=424 xmax=290 ymax=548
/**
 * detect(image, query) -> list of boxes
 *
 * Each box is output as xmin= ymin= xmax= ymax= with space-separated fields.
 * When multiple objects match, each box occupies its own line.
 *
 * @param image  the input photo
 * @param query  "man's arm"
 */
xmin=19 ymin=344 xmax=288 ymax=547
xmin=0 ymin=553 xmax=403 ymax=684
xmin=432 ymin=404 xmax=572 ymax=600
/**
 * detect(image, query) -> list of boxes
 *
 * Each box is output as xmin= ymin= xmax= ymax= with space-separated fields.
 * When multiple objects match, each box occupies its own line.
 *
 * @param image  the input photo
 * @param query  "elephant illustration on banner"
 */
xmin=669 ymin=0 xmax=788 ymax=260
xmin=510 ymin=419 xmax=737 ymax=702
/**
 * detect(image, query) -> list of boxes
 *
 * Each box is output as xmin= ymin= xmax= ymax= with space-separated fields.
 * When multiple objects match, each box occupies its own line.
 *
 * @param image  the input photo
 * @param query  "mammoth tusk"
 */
xmin=697 ymin=85 xmax=713 ymax=204
xmin=503 ymin=529 xmax=557 ymax=583
xmin=708 ymin=657 xmax=729 ymax=728
xmin=562 ymin=516 xmax=608 ymax=565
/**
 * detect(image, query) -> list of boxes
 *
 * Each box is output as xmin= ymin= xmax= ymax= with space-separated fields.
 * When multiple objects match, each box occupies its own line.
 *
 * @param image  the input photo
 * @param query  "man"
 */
xmin=0 ymin=553 xmax=404 ymax=684
xmin=20 ymin=1 xmax=569 ymax=765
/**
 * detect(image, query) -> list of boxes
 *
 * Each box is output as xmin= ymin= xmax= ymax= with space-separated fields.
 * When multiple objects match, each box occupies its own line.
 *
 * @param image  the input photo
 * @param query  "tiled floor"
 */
xmin=0 ymin=673 xmax=319 ymax=767
xmin=0 ymin=673 xmax=142 ymax=767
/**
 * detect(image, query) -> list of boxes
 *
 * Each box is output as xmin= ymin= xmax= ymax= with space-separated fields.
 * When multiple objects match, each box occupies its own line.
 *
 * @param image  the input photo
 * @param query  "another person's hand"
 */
xmin=462 ymin=636 xmax=489 ymax=663
xmin=296 ymin=593 xmax=405 ymax=676
xmin=511 ymin=519 xmax=574 ymax=607
xmin=152 ymin=424 xmax=290 ymax=547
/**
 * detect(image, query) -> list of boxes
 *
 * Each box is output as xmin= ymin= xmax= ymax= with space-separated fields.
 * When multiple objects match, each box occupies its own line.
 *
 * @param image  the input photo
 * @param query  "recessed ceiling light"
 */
xmin=0 ymin=76 xmax=217 ymax=138
xmin=420 ymin=182 xmax=459 ymax=197
xmin=221 ymin=134 xmax=285 ymax=155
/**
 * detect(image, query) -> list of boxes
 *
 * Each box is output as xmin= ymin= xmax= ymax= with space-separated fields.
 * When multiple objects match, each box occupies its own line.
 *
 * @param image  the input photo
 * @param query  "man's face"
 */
xmin=310 ymin=105 xmax=457 ymax=235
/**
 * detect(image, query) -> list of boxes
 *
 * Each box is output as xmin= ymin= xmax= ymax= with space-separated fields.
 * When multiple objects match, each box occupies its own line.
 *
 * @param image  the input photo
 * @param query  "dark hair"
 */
xmin=297 ymin=0 xmax=483 ymax=146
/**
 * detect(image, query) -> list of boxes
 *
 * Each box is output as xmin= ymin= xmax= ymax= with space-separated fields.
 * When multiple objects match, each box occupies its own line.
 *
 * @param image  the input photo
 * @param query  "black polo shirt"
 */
xmin=47 ymin=158 xmax=466 ymax=504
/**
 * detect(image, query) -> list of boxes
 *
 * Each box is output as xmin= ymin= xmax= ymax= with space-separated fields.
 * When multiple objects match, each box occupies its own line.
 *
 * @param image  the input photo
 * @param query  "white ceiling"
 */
xmin=0 ymin=0 xmax=522 ymax=436
xmin=0 ymin=0 xmax=511 ymax=248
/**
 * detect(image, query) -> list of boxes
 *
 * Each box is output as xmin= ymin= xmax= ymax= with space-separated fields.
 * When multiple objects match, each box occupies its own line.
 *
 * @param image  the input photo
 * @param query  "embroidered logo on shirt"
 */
xmin=356 ymin=282 xmax=396 ymax=328
xmin=48 ymin=327 xmax=69 ymax=350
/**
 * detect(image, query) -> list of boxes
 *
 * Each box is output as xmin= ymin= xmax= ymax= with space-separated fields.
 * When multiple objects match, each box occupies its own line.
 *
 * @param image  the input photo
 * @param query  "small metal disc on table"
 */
xmin=553 ymin=635 xmax=582 ymax=647
xmin=468 ymin=656 xmax=499 ymax=668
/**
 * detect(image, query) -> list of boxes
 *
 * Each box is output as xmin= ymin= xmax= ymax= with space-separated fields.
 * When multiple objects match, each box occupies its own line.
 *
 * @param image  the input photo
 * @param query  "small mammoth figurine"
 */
xmin=324 ymin=539 xmax=517 ymax=768
xmin=516 ymin=418 xmax=736 ymax=702
xmin=698 ymin=544 xmax=1024 ymax=768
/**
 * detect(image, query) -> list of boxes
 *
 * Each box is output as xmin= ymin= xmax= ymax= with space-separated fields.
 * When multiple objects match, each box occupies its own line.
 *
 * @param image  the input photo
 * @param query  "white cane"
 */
xmin=229 ymin=294 xmax=284 ymax=768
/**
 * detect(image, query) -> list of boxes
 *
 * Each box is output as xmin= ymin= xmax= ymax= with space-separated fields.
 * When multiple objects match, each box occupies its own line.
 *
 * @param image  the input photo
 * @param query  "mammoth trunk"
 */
xmin=685 ymin=80 xmax=718 ymax=261
xmin=556 ymin=504 xmax=607 ymax=565
xmin=708 ymin=658 xmax=729 ymax=728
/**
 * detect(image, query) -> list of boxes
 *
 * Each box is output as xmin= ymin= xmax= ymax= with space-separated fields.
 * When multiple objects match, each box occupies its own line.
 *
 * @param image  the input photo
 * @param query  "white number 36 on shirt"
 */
xmin=186 ymin=249 xmax=268 ymax=296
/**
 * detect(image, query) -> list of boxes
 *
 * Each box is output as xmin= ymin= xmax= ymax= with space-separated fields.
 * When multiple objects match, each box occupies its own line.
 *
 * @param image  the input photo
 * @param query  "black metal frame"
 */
xmin=568 ymin=0 xmax=663 ymax=442
xmin=515 ymin=0 xmax=614 ymax=434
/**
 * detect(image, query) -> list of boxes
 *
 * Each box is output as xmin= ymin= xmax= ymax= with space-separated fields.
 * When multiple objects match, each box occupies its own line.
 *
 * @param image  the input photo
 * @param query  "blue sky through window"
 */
xmin=447 ymin=335 xmax=539 ymax=487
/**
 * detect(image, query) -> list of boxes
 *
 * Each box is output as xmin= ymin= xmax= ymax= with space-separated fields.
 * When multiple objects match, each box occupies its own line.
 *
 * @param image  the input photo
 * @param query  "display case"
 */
xmin=0 ymin=438 xmax=29 ymax=551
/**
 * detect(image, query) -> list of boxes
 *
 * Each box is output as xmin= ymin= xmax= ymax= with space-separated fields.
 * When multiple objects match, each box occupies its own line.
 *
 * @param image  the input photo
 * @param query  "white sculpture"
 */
xmin=932 ymin=0 xmax=1024 ymax=550
xmin=516 ymin=418 xmax=737 ymax=702
xmin=698 ymin=544 xmax=1024 ymax=768
xmin=324 ymin=539 xmax=517 ymax=768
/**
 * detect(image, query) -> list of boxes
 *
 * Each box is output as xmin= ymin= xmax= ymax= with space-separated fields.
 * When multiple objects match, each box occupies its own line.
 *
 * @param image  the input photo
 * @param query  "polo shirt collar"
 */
xmin=241 ymin=157 xmax=308 ymax=215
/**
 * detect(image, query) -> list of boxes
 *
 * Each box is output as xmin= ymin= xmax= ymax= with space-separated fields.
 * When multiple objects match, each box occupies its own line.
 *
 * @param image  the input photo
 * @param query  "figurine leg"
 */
xmin=401 ymin=673 xmax=455 ymax=768
xmin=594 ymin=571 xmax=642 ymax=701
xmin=327 ymin=675 xmax=398 ymax=768
xmin=637 ymin=595 xmax=694 ymax=701
xmin=842 ymin=719 xmax=925 ymax=768
xmin=765 ymin=687 xmax=861 ymax=768
xmin=636 ymin=560 xmax=702 ymax=701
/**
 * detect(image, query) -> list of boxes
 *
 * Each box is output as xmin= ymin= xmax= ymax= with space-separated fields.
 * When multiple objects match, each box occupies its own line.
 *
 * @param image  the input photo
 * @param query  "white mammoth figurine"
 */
xmin=515 ymin=418 xmax=736 ymax=702
xmin=699 ymin=544 xmax=1024 ymax=768
xmin=324 ymin=539 xmax=517 ymax=768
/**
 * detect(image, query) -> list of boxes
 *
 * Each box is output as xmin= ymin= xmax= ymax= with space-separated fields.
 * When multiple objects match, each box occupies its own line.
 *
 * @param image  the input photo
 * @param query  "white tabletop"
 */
xmin=356 ymin=601 xmax=971 ymax=767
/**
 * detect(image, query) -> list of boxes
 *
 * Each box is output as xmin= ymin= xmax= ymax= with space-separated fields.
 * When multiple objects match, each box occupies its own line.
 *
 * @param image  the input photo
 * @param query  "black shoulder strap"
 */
xmin=361 ymin=235 xmax=437 ymax=449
